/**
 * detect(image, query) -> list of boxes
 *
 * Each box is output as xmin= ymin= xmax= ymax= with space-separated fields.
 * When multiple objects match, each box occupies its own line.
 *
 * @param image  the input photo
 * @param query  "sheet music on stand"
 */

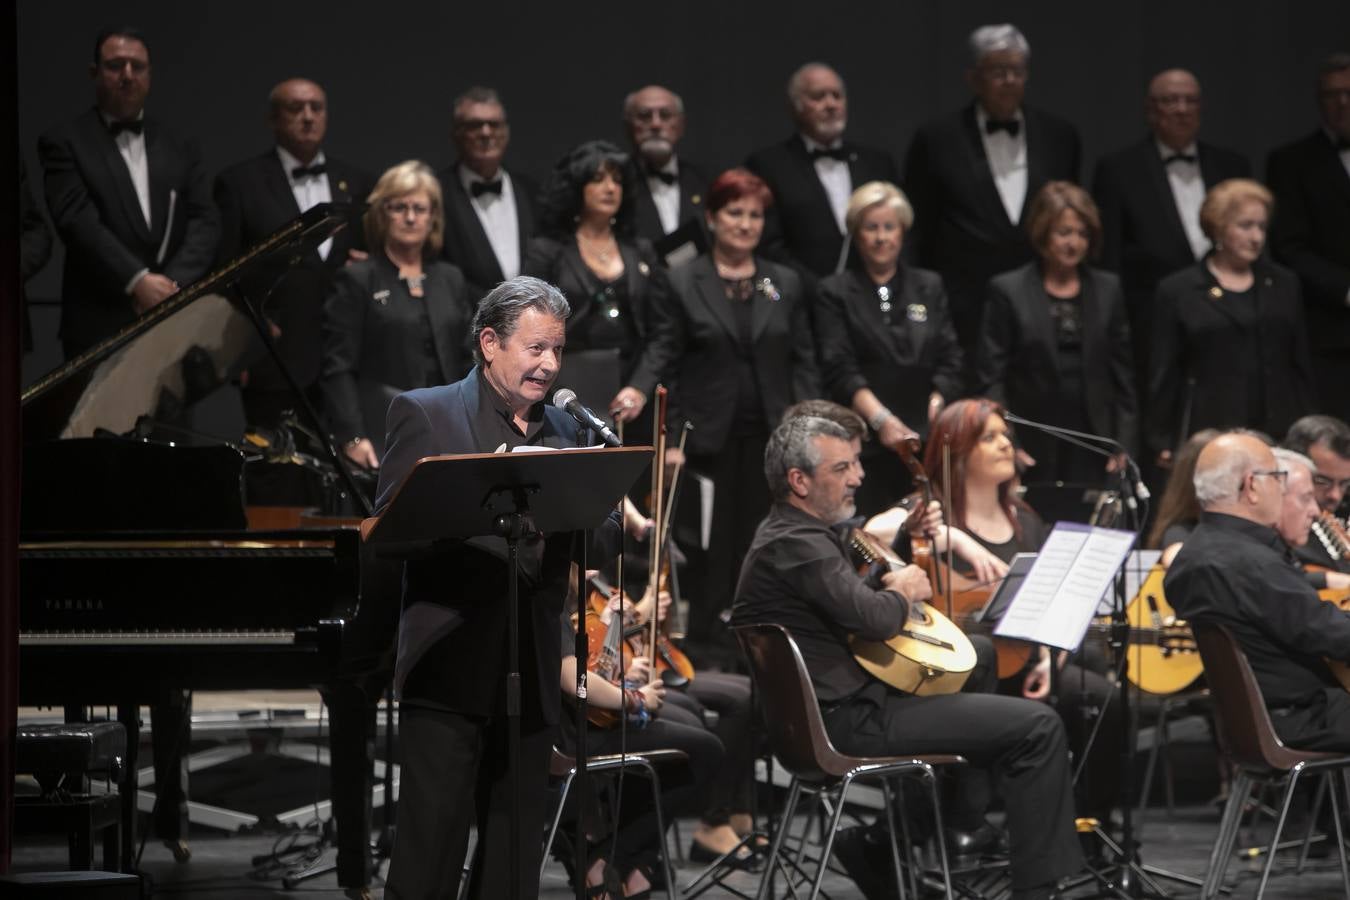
xmin=994 ymin=521 xmax=1137 ymax=651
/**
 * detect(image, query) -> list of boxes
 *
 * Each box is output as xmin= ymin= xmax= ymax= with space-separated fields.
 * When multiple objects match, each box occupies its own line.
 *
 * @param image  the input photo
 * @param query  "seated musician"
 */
xmin=1272 ymin=447 xmax=1350 ymax=592
xmin=1166 ymin=432 xmax=1350 ymax=751
xmin=1282 ymin=415 xmax=1350 ymax=572
xmin=560 ymin=587 xmax=724 ymax=899
xmin=731 ymin=414 xmax=1084 ymax=900
xmin=1146 ymin=428 xmax=1221 ymax=567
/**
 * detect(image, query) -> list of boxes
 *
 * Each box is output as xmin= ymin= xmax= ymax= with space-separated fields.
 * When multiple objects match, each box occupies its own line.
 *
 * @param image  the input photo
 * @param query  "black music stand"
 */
xmin=365 ymin=446 xmax=652 ymax=900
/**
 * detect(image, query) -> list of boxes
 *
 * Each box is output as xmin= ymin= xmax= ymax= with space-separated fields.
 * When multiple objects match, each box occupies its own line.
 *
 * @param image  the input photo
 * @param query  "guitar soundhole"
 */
xmin=911 ymin=605 xmax=932 ymax=627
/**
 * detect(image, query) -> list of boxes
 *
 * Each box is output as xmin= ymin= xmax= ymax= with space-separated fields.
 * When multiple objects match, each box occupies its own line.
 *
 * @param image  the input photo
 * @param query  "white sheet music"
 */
xmin=994 ymin=522 xmax=1136 ymax=650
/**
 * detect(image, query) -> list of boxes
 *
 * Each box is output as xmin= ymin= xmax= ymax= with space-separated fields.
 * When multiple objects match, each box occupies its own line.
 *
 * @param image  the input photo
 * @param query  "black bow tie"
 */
xmin=108 ymin=119 xmax=143 ymax=137
xmin=984 ymin=119 xmax=1020 ymax=137
xmin=471 ymin=179 xmax=503 ymax=198
xmin=647 ymin=169 xmax=677 ymax=185
xmin=809 ymin=146 xmax=848 ymax=162
xmin=1164 ymin=153 xmax=1198 ymax=166
xmin=291 ymin=163 xmax=327 ymax=180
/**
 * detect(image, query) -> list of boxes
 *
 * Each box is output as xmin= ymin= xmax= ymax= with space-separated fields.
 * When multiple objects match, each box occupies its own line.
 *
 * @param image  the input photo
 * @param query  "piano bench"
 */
xmin=14 ymin=723 xmax=127 ymax=873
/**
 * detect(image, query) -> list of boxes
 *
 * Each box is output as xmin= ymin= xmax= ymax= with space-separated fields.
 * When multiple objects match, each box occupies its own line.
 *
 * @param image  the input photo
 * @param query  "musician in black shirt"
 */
xmin=1167 ymin=432 xmax=1350 ymax=750
xmin=731 ymin=415 xmax=1083 ymax=900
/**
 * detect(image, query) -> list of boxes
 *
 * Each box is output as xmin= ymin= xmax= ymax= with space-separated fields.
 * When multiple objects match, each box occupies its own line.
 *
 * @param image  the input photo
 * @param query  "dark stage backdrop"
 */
xmin=14 ymin=0 xmax=1350 ymax=337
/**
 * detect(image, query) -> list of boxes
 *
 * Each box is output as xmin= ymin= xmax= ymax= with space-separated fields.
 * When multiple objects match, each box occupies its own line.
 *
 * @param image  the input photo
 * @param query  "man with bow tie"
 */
xmin=903 ymin=24 xmax=1080 ymax=358
xmin=438 ymin=86 xmax=538 ymax=304
xmin=1268 ymin=52 xmax=1350 ymax=422
xmin=214 ymin=77 xmax=373 ymax=435
xmin=621 ymin=84 xmax=709 ymax=257
xmin=746 ymin=62 xmax=899 ymax=281
xmin=1092 ymin=69 xmax=1249 ymax=428
xmin=38 ymin=25 xmax=218 ymax=359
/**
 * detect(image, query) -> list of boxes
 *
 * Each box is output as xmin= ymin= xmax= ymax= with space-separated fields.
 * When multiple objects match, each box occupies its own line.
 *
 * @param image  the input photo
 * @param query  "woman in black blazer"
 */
xmin=522 ymin=140 xmax=668 ymax=440
xmin=1148 ymin=178 xmax=1316 ymax=466
xmin=646 ymin=167 xmax=820 ymax=645
xmin=816 ymin=180 xmax=964 ymax=516
xmin=321 ymin=160 xmax=473 ymax=468
xmin=975 ymin=181 xmax=1137 ymax=489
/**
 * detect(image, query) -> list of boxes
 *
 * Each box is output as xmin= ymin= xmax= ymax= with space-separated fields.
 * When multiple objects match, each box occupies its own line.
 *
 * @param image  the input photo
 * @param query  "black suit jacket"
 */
xmin=1093 ymin=137 xmax=1249 ymax=319
xmin=903 ymin=104 xmax=1081 ymax=343
xmin=20 ymin=158 xmax=53 ymax=353
xmin=745 ymin=135 xmax=899 ymax=280
xmin=372 ymin=371 xmax=621 ymax=722
xmin=439 ymin=163 xmax=537 ymax=303
xmin=974 ymin=262 xmax=1138 ymax=455
xmin=320 ymin=253 xmax=474 ymax=449
xmin=1147 ymin=260 xmax=1316 ymax=457
xmin=1267 ymin=131 xmax=1350 ymax=352
xmin=646 ymin=254 xmax=821 ymax=455
xmin=623 ymin=155 xmax=710 ymax=247
xmin=815 ymin=266 xmax=963 ymax=438
xmin=214 ymin=149 xmax=372 ymax=393
xmin=38 ymin=108 xmax=219 ymax=355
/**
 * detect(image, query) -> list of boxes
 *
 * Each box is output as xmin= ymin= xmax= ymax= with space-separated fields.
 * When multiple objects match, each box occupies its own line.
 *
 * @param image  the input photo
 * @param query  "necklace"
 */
xmin=578 ymin=232 xmax=616 ymax=263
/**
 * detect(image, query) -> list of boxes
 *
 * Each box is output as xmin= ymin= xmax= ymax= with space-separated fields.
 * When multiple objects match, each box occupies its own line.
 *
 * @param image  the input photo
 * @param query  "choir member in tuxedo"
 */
xmin=214 ymin=78 xmax=372 ymax=432
xmin=643 ymin=167 xmax=820 ymax=649
xmin=1267 ymin=53 xmax=1350 ymax=422
xmin=439 ymin=87 xmax=537 ymax=303
xmin=815 ymin=181 xmax=963 ymax=517
xmin=321 ymin=162 xmax=473 ymax=469
xmin=622 ymin=84 xmax=709 ymax=250
xmin=1092 ymin=69 xmax=1249 ymax=403
xmin=1148 ymin=179 xmax=1316 ymax=468
xmin=20 ymin=159 xmax=53 ymax=353
xmin=974 ymin=181 xmax=1137 ymax=487
xmin=903 ymin=24 xmax=1080 ymax=357
xmin=38 ymin=26 xmax=218 ymax=359
xmin=745 ymin=62 xmax=899 ymax=280
xmin=522 ymin=140 xmax=668 ymax=437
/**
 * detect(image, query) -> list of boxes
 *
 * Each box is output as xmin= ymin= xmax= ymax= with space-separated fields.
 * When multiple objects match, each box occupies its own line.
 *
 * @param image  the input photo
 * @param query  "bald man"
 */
xmin=214 ymin=77 xmax=373 ymax=435
xmin=1092 ymin=69 xmax=1249 ymax=409
xmin=1166 ymin=433 xmax=1350 ymax=750
xmin=621 ymin=84 xmax=709 ymax=251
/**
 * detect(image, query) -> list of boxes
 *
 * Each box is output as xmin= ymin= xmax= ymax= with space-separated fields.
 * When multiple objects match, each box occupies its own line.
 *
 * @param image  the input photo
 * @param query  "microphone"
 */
xmin=553 ymin=388 xmax=622 ymax=448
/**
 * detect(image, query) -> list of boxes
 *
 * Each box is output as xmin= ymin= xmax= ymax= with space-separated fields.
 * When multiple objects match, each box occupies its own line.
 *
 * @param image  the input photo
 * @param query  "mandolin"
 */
xmin=1109 ymin=564 xmax=1203 ymax=695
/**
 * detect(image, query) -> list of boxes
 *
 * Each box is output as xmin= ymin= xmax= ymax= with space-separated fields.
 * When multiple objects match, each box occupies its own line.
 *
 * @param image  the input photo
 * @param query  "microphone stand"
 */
xmin=1002 ymin=413 xmax=1196 ymax=897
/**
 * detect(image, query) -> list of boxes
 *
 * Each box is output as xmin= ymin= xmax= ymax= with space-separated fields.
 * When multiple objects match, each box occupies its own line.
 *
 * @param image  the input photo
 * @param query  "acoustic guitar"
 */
xmin=1120 ymin=564 xmax=1203 ymax=695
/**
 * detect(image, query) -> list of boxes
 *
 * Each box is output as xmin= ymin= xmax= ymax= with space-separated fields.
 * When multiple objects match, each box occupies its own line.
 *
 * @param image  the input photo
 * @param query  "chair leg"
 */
xmin=880 ymin=779 xmax=908 ymax=900
xmin=541 ymin=771 xmax=575 ymax=883
xmin=635 ymin=761 xmax=678 ymax=900
xmin=1296 ymin=774 xmax=1328 ymax=875
xmin=922 ymin=766 xmax=955 ymax=900
xmin=756 ymin=777 xmax=802 ymax=900
xmin=1327 ymin=770 xmax=1350 ymax=900
xmin=809 ymin=775 xmax=853 ymax=900
xmin=1203 ymin=771 xmax=1251 ymax=900
xmin=1161 ymin=705 xmax=1179 ymax=816
xmin=893 ymin=777 xmax=920 ymax=900
xmin=1137 ymin=701 xmax=1165 ymax=823
xmin=1256 ymin=765 xmax=1307 ymax=900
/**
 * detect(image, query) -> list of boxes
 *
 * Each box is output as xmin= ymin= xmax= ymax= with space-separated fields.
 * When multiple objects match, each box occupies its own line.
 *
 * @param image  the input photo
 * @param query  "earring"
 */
xmin=609 ymin=216 xmax=617 ymax=227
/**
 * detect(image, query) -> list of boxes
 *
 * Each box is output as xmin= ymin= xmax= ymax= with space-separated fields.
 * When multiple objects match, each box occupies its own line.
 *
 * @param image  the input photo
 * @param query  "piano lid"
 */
xmin=21 ymin=202 xmax=362 ymax=442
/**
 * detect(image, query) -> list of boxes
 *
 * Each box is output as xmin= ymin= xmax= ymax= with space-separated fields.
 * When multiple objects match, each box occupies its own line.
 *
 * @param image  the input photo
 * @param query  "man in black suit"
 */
xmin=1268 ymin=52 xmax=1350 ymax=421
xmin=439 ymin=87 xmax=537 ymax=304
xmin=376 ymin=276 xmax=622 ymax=899
xmin=214 ymin=77 xmax=372 ymax=433
xmin=38 ymin=26 xmax=218 ymax=359
xmin=903 ymin=24 xmax=1080 ymax=354
xmin=621 ymin=84 xmax=708 ymax=261
xmin=1093 ymin=68 xmax=1249 ymax=403
xmin=20 ymin=159 xmax=53 ymax=353
xmin=746 ymin=62 xmax=899 ymax=280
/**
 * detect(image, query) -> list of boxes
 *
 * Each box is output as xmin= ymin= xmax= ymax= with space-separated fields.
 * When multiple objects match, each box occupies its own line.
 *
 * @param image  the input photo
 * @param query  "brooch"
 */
xmin=906 ymin=303 xmax=928 ymax=323
xmin=638 ymin=261 xmax=650 ymax=277
xmin=373 ymin=289 xmax=391 ymax=306
xmin=1208 ymin=286 xmax=1223 ymax=299
xmin=757 ymin=277 xmax=781 ymax=302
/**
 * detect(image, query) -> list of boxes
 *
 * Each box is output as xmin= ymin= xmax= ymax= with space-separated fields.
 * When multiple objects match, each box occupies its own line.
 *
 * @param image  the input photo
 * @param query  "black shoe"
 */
xmin=831 ymin=825 xmax=899 ymax=900
xmin=689 ymin=838 xmax=757 ymax=870
xmin=944 ymin=821 xmax=1007 ymax=858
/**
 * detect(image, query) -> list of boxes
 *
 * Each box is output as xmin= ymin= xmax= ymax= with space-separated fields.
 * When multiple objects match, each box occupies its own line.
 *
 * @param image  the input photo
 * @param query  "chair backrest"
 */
xmin=1191 ymin=619 xmax=1317 ymax=773
xmin=733 ymin=622 xmax=846 ymax=780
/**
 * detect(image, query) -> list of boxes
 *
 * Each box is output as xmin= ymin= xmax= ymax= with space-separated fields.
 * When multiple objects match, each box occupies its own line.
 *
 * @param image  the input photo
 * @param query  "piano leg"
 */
xmin=150 ymin=689 xmax=192 ymax=860
xmin=322 ymin=676 xmax=381 ymax=888
xmin=116 ymin=703 xmax=139 ymax=873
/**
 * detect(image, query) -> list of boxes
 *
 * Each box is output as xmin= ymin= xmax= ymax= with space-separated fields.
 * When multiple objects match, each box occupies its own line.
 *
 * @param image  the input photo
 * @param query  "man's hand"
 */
xmin=344 ymin=438 xmax=379 ymax=470
xmin=882 ymin=564 xmax=932 ymax=602
xmin=346 ymin=248 xmax=369 ymax=265
xmin=610 ymin=386 xmax=647 ymax=423
xmin=131 ymin=273 xmax=178 ymax=313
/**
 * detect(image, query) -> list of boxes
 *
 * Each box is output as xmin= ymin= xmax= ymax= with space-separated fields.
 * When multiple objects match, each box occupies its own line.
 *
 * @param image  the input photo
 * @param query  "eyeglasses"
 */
xmin=385 ymin=201 xmax=431 ymax=218
xmin=1312 ymin=474 xmax=1350 ymax=493
xmin=1247 ymin=469 xmax=1289 ymax=490
xmin=630 ymin=107 xmax=680 ymax=123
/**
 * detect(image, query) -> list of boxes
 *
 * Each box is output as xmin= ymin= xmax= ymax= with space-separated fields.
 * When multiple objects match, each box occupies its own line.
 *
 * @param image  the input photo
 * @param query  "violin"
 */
xmin=580 ymin=573 xmax=635 ymax=729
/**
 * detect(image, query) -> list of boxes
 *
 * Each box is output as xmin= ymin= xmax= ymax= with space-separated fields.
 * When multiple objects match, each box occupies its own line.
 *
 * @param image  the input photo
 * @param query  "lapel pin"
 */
xmin=373 ymin=289 xmax=391 ymax=306
xmin=338 ymin=180 xmax=348 ymax=193
xmin=1208 ymin=286 xmax=1223 ymax=299
xmin=638 ymin=261 xmax=650 ymax=277
xmin=691 ymin=194 xmax=701 ymax=205
xmin=907 ymin=303 xmax=928 ymax=323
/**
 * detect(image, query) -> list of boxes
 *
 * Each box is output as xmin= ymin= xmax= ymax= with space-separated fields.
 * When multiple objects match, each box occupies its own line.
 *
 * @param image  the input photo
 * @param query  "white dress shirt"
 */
xmin=277 ymin=146 xmax=333 ymax=260
xmin=104 ymin=113 xmax=152 ymax=293
xmin=459 ymin=164 xmax=521 ymax=280
xmin=1157 ymin=140 xmax=1208 ymax=260
xmin=975 ymin=106 xmax=1028 ymax=225
xmin=646 ymin=157 xmax=681 ymax=235
xmin=801 ymin=135 xmax=851 ymax=235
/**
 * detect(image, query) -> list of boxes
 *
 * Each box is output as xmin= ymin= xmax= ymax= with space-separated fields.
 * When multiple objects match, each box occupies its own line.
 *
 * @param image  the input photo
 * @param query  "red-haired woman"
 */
xmin=645 ymin=167 xmax=820 ymax=649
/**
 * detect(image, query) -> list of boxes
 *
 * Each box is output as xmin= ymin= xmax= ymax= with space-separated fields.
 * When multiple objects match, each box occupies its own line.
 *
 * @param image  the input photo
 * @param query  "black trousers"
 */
xmin=823 ymin=682 xmax=1085 ymax=890
xmin=385 ymin=704 xmax=553 ymax=900
xmin=1272 ymin=686 xmax=1350 ymax=752
xmin=669 ymin=671 xmax=756 ymax=818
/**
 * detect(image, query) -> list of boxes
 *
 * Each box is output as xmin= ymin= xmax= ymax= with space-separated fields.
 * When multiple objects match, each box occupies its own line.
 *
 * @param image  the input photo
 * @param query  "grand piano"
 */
xmin=17 ymin=203 xmax=395 ymax=893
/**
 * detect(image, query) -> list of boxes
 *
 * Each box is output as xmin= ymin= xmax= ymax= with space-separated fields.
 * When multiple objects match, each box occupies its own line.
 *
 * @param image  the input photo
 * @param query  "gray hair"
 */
xmin=1273 ymin=447 xmax=1316 ymax=476
xmin=1193 ymin=433 xmax=1266 ymax=506
xmin=969 ymin=24 xmax=1031 ymax=66
xmin=453 ymin=86 xmax=504 ymax=123
xmin=622 ymin=85 xmax=685 ymax=118
xmin=470 ymin=276 xmax=570 ymax=364
xmin=764 ymin=416 xmax=850 ymax=500
xmin=1284 ymin=414 xmax=1350 ymax=458
xmin=786 ymin=62 xmax=844 ymax=110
